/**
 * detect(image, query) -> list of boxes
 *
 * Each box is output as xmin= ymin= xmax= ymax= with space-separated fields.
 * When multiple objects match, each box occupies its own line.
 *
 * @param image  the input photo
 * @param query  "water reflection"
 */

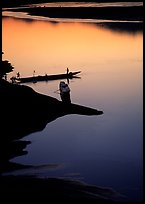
xmin=2 ymin=17 xmax=142 ymax=80
xmin=2 ymin=16 xmax=143 ymax=202
xmin=0 ymin=78 xmax=103 ymax=173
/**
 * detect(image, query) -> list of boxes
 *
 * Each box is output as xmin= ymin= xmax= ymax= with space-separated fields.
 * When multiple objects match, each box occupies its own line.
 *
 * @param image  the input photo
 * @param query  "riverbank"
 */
xmin=0 ymin=79 xmax=122 ymax=201
xmin=2 ymin=4 xmax=142 ymax=199
xmin=1 ymin=78 xmax=103 ymax=171
xmin=2 ymin=79 xmax=124 ymax=201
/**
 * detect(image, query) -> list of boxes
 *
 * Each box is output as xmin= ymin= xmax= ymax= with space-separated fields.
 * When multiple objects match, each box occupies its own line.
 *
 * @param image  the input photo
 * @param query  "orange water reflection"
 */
xmin=2 ymin=17 xmax=143 ymax=201
xmin=2 ymin=17 xmax=143 ymax=107
xmin=2 ymin=18 xmax=142 ymax=76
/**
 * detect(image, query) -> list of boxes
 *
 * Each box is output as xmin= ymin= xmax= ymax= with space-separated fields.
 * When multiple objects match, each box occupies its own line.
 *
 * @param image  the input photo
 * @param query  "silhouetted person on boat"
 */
xmin=66 ymin=68 xmax=70 ymax=84
xmin=66 ymin=68 xmax=69 ymax=75
xmin=33 ymin=70 xmax=35 ymax=77
xmin=17 ymin=72 xmax=20 ymax=78
xmin=59 ymin=81 xmax=71 ymax=104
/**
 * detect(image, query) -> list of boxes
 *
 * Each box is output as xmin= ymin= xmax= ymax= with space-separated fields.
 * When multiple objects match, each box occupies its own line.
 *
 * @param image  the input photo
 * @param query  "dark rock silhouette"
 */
xmin=1 ymin=79 xmax=103 ymax=140
xmin=0 ymin=79 xmax=103 ymax=173
xmin=0 ymin=79 xmax=125 ymax=202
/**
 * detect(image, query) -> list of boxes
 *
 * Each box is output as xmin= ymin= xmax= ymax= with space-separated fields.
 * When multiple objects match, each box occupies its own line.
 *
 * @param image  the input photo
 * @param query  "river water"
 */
xmin=2 ymin=4 xmax=143 ymax=202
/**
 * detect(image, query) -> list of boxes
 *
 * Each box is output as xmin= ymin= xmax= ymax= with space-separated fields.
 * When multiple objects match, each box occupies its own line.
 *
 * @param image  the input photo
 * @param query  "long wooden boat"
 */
xmin=16 ymin=71 xmax=81 ymax=83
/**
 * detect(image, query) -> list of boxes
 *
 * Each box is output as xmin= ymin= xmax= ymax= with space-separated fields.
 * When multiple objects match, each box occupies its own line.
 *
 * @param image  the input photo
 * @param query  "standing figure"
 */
xmin=17 ymin=72 xmax=20 ymax=78
xmin=66 ymin=67 xmax=69 ymax=75
xmin=66 ymin=68 xmax=70 ymax=84
xmin=33 ymin=70 xmax=35 ymax=77
xmin=59 ymin=81 xmax=71 ymax=104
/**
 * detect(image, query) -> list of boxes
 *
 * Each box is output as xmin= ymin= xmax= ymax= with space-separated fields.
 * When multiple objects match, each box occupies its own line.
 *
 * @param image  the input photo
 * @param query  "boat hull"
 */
xmin=16 ymin=71 xmax=81 ymax=83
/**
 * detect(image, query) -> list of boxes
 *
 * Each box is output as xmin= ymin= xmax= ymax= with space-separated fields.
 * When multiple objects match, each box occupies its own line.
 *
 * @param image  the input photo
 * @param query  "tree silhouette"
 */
xmin=1 ymin=57 xmax=14 ymax=79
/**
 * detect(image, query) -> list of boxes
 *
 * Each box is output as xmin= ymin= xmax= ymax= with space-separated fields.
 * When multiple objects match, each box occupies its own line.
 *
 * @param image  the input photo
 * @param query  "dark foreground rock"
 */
xmin=0 ymin=78 xmax=103 ymax=172
xmin=0 ymin=80 xmax=126 ymax=202
xmin=1 ymin=79 xmax=103 ymax=141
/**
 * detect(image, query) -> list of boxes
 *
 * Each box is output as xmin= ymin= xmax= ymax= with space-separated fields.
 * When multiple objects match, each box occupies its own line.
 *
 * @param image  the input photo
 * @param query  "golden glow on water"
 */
xmin=2 ymin=17 xmax=143 ymax=200
xmin=2 ymin=17 xmax=143 ymax=106
xmin=2 ymin=18 xmax=142 ymax=75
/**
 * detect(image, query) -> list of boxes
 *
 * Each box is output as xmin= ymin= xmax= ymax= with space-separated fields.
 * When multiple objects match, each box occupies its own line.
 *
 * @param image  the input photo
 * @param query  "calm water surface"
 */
xmin=2 ymin=12 xmax=143 ymax=202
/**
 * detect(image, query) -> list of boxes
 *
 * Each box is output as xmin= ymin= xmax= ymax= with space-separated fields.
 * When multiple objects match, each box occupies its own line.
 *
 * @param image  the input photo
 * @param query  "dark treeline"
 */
xmin=2 ymin=0 xmax=142 ymax=8
xmin=8 ymin=6 xmax=143 ymax=21
xmin=2 ymin=0 xmax=44 ymax=7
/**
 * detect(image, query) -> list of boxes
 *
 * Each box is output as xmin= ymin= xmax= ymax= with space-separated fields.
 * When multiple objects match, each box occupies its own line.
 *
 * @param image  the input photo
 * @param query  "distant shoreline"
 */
xmin=4 ymin=6 xmax=143 ymax=22
xmin=1 ymin=0 xmax=143 ymax=8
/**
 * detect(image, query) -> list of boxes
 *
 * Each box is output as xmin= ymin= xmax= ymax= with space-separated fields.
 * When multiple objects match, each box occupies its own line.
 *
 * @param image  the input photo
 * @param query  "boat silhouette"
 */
xmin=15 ymin=71 xmax=81 ymax=83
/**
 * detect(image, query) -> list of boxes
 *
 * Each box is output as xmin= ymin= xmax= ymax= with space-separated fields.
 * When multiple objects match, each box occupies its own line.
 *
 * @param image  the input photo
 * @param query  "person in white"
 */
xmin=59 ymin=81 xmax=71 ymax=103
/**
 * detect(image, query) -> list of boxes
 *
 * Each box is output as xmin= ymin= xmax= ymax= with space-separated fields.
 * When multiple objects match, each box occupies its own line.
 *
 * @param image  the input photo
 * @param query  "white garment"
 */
xmin=59 ymin=82 xmax=70 ymax=93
